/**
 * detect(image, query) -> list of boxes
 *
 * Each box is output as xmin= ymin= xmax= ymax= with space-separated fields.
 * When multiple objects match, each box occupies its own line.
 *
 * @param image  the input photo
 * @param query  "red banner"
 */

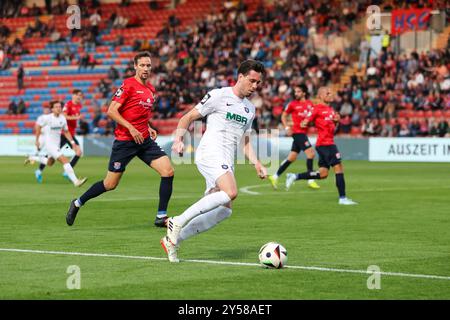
xmin=391 ymin=8 xmax=432 ymax=35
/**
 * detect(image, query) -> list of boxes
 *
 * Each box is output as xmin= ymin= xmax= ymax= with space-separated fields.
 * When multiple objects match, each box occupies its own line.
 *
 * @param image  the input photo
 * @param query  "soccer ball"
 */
xmin=258 ymin=242 xmax=288 ymax=269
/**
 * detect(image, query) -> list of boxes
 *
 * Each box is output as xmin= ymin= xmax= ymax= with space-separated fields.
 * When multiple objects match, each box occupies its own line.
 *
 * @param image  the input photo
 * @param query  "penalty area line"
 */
xmin=1 ymin=248 xmax=450 ymax=281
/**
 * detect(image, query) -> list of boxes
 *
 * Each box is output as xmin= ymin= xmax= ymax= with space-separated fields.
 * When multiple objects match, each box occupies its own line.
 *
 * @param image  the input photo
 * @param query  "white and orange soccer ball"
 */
xmin=258 ymin=242 xmax=288 ymax=269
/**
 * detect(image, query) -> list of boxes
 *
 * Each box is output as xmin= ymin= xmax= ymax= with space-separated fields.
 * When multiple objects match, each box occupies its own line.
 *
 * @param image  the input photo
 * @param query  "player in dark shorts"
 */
xmin=66 ymin=51 xmax=175 ymax=226
xmin=286 ymin=87 xmax=357 ymax=205
xmin=268 ymin=84 xmax=319 ymax=190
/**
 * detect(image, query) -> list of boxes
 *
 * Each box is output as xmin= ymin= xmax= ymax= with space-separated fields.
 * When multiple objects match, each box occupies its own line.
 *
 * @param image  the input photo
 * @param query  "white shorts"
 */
xmin=196 ymin=160 xmax=234 ymax=194
xmin=44 ymin=141 xmax=63 ymax=159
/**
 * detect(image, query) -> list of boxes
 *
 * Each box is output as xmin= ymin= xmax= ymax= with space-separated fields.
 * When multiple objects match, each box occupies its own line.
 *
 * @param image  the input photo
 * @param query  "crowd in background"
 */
xmin=1 ymin=0 xmax=450 ymax=137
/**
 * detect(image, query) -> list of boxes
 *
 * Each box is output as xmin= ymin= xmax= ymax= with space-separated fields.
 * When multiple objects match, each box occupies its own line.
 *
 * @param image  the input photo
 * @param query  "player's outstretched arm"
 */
xmin=63 ymin=129 xmax=79 ymax=152
xmin=281 ymin=111 xmax=292 ymax=136
xmin=172 ymin=108 xmax=203 ymax=154
xmin=243 ymin=135 xmax=267 ymax=179
xmin=148 ymin=121 xmax=157 ymax=140
xmin=107 ymin=101 xmax=144 ymax=144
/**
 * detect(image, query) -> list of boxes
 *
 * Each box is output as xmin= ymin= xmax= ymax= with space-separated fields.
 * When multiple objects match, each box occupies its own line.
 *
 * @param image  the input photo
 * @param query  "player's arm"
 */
xmin=172 ymin=108 xmax=203 ymax=154
xmin=148 ymin=120 xmax=157 ymax=140
xmin=63 ymin=111 xmax=81 ymax=121
xmin=281 ymin=111 xmax=291 ymax=135
xmin=62 ymin=128 xmax=80 ymax=153
xmin=107 ymin=100 xmax=144 ymax=144
xmin=301 ymin=109 xmax=315 ymax=128
xmin=34 ymin=123 xmax=42 ymax=150
xmin=243 ymin=135 xmax=267 ymax=179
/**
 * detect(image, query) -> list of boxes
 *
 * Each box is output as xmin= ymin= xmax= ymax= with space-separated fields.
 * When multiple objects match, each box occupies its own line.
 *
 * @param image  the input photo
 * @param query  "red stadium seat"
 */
xmin=433 ymin=110 xmax=443 ymax=118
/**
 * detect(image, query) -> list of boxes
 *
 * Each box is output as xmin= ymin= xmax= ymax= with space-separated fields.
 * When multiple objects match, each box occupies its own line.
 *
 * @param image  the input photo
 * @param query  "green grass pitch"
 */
xmin=0 ymin=156 xmax=449 ymax=299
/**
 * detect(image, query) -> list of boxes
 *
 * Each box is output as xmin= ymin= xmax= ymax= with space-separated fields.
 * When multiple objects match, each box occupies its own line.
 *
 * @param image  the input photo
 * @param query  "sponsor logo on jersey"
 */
xmin=226 ymin=112 xmax=248 ymax=125
xmin=136 ymin=90 xmax=144 ymax=94
xmin=139 ymin=98 xmax=153 ymax=109
xmin=244 ymin=107 xmax=249 ymax=113
xmin=221 ymin=165 xmax=229 ymax=169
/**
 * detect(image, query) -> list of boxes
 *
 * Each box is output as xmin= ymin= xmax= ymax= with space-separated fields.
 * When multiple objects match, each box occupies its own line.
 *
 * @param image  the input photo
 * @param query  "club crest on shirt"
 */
xmin=114 ymin=87 xmax=124 ymax=98
xmin=113 ymin=162 xmax=121 ymax=170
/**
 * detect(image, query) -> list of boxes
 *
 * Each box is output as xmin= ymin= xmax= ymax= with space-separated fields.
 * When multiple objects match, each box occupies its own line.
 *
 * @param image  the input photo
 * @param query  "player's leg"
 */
xmin=178 ymin=187 xmax=233 ymax=244
xmin=167 ymin=170 xmax=236 ymax=245
xmin=269 ymin=136 xmax=301 ymax=189
xmin=66 ymin=171 xmax=123 ymax=226
xmin=333 ymin=163 xmax=357 ymax=205
xmin=56 ymin=155 xmax=87 ymax=187
xmin=68 ymin=136 xmax=82 ymax=168
xmin=269 ymin=151 xmax=297 ymax=190
xmin=304 ymin=147 xmax=320 ymax=189
xmin=66 ymin=140 xmax=135 ymax=226
xmin=286 ymin=146 xmax=328 ymax=190
xmin=28 ymin=136 xmax=48 ymax=181
xmin=161 ymin=186 xmax=232 ymax=263
xmin=138 ymin=138 xmax=174 ymax=227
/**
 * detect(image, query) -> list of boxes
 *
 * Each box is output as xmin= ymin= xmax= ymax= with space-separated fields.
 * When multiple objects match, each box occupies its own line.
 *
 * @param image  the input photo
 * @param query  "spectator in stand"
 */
xmin=78 ymin=116 xmax=90 ymax=135
xmin=17 ymin=99 xmax=26 ymax=114
xmin=113 ymin=13 xmax=128 ymax=29
xmin=89 ymin=9 xmax=101 ymax=38
xmin=17 ymin=64 xmax=24 ymax=90
xmin=107 ymin=66 xmax=120 ymax=82
xmin=398 ymin=123 xmax=411 ymax=137
xmin=98 ymin=79 xmax=111 ymax=98
xmin=0 ymin=45 xmax=11 ymax=70
xmin=7 ymin=100 xmax=17 ymax=115
xmin=437 ymin=118 xmax=449 ymax=137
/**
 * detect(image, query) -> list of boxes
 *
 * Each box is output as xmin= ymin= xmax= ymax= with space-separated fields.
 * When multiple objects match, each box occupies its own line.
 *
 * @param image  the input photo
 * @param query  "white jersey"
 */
xmin=36 ymin=114 xmax=50 ymax=149
xmin=195 ymin=87 xmax=255 ymax=166
xmin=37 ymin=113 xmax=68 ymax=147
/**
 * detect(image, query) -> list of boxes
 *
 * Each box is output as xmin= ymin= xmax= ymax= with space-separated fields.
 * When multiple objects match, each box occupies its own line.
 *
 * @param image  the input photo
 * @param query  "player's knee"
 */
xmin=103 ymin=180 xmax=118 ymax=191
xmin=227 ymin=190 xmax=238 ymax=200
xmin=161 ymin=166 xmax=174 ymax=177
xmin=320 ymin=172 xmax=328 ymax=179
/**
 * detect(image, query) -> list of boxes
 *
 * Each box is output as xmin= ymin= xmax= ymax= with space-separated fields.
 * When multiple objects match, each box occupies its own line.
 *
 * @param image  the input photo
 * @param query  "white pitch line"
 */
xmin=1 ymin=248 xmax=450 ymax=281
xmin=239 ymin=184 xmax=450 ymax=196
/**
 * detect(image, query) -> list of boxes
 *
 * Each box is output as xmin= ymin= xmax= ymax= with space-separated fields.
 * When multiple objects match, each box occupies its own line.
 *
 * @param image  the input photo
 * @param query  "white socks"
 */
xmin=174 ymin=190 xmax=231 ymax=226
xmin=29 ymin=155 xmax=48 ymax=165
xmin=178 ymin=206 xmax=232 ymax=243
xmin=63 ymin=163 xmax=78 ymax=184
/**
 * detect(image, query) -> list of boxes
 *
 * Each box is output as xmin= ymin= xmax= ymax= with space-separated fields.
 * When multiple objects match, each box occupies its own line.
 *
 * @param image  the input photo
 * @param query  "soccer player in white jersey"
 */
xmin=24 ymin=100 xmax=87 ymax=187
xmin=161 ymin=60 xmax=267 ymax=262
xmin=28 ymin=106 xmax=50 ymax=183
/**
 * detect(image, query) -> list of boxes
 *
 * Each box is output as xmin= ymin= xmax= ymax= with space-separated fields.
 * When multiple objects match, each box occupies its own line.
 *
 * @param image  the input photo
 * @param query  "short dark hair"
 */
xmin=237 ymin=59 xmax=266 ymax=77
xmin=49 ymin=100 xmax=62 ymax=109
xmin=134 ymin=51 xmax=152 ymax=65
xmin=72 ymin=89 xmax=82 ymax=95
